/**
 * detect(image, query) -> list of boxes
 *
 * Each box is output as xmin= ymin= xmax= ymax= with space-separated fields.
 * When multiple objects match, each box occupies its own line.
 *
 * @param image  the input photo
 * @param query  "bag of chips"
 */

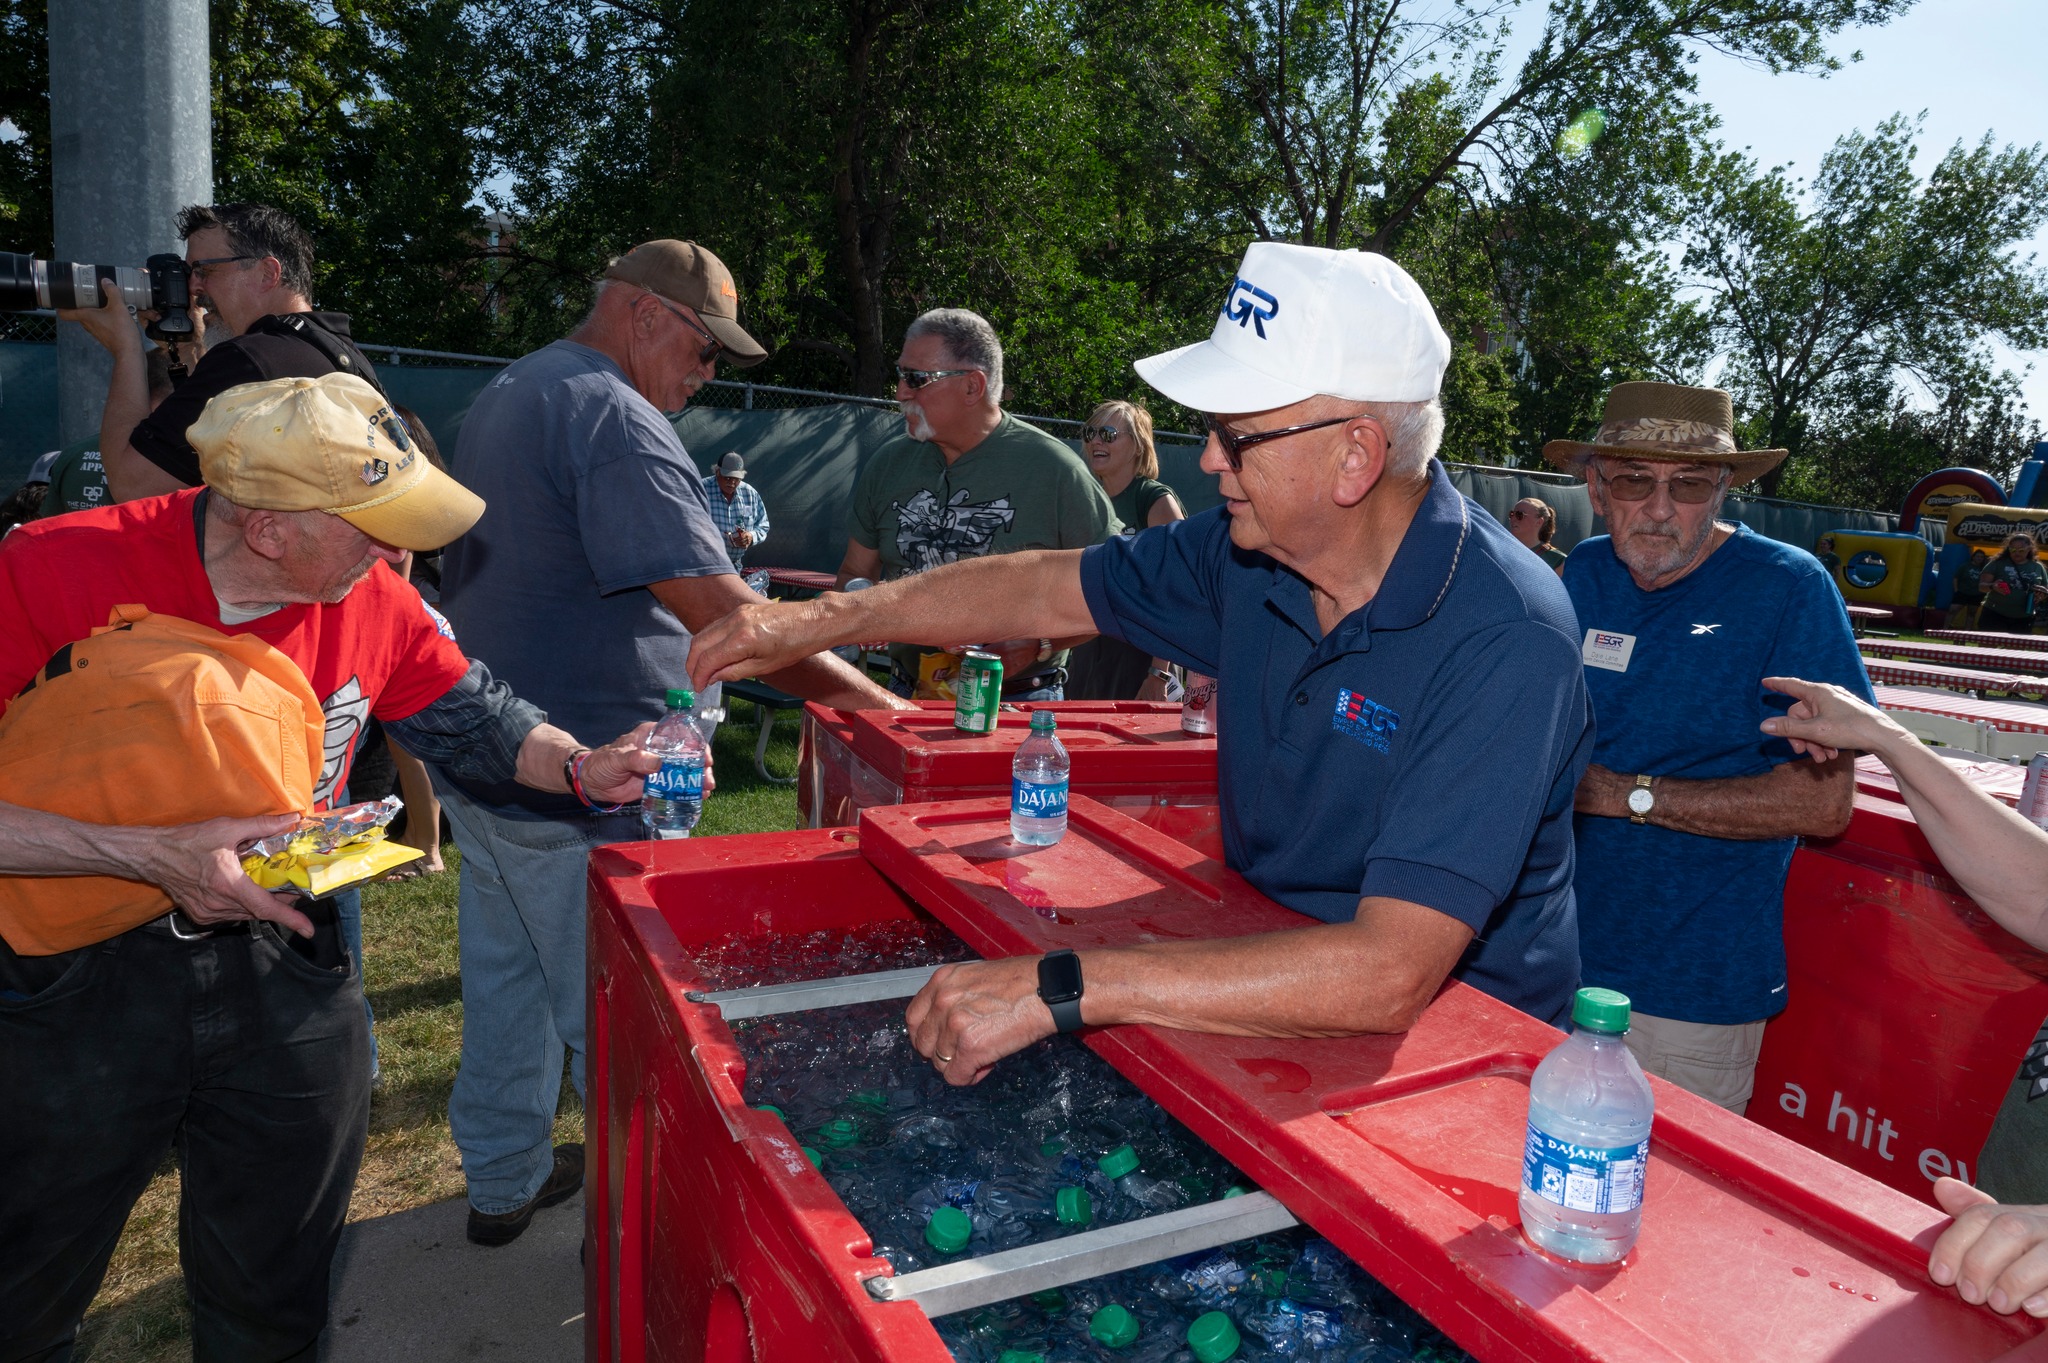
xmin=240 ymin=796 xmax=423 ymax=897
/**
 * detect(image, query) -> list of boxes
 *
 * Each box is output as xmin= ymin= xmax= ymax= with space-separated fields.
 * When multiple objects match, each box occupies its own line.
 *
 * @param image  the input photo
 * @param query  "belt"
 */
xmin=146 ymin=910 xmax=254 ymax=941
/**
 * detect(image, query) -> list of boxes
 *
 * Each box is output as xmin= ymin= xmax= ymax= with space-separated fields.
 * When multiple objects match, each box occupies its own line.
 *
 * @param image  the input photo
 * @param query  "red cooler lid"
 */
xmin=846 ymin=702 xmax=1217 ymax=788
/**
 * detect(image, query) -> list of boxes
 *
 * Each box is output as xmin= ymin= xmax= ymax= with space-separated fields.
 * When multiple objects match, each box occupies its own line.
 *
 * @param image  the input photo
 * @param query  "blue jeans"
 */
xmin=435 ymin=776 xmax=641 ymax=1215
xmin=331 ymin=887 xmax=374 ymax=1079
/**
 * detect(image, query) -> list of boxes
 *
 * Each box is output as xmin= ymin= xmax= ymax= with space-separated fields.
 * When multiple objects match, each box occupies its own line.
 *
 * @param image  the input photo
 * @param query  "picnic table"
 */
xmin=1859 ymin=637 xmax=2048 ymax=675
xmin=1927 ymin=629 xmax=2048 ymax=653
xmin=1844 ymin=603 xmax=1890 ymax=634
xmin=1874 ymin=682 xmax=2048 ymax=759
xmin=1854 ymin=749 xmax=2026 ymax=807
xmin=760 ymin=567 xmax=839 ymax=595
xmin=1859 ymin=656 xmax=2042 ymax=699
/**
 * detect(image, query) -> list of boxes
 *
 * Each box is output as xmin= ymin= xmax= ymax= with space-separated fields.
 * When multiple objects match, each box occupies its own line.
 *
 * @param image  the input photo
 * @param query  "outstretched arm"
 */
xmin=1574 ymin=752 xmax=1856 ymax=841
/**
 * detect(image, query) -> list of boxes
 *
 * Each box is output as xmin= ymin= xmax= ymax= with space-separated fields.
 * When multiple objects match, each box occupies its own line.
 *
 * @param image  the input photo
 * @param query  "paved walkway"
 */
xmin=322 ymin=1192 xmax=585 ymax=1361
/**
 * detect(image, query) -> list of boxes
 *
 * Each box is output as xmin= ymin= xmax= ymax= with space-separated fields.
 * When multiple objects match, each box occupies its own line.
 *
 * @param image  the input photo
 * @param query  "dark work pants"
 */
xmin=0 ymin=909 xmax=370 ymax=1363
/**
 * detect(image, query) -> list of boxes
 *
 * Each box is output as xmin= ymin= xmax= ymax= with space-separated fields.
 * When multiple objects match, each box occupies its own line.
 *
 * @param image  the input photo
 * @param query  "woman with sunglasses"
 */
xmin=1066 ymin=402 xmax=1188 ymax=700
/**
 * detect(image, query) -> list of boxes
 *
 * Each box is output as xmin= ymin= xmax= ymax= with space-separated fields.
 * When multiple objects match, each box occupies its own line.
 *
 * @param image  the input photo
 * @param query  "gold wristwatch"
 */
xmin=1627 ymin=773 xmax=1656 ymax=825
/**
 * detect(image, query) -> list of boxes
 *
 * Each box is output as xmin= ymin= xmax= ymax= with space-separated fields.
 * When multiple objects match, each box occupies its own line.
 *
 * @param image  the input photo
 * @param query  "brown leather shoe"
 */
xmin=466 ymin=1143 xmax=584 ymax=1247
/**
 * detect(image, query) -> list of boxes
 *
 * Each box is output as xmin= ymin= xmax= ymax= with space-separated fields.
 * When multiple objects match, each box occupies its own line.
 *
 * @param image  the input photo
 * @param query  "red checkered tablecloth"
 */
xmin=1860 ymin=638 xmax=2048 ymax=674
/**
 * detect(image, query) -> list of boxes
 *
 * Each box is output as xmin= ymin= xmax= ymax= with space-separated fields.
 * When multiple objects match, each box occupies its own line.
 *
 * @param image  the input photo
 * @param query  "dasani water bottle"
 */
xmin=1010 ymin=710 xmax=1070 ymax=845
xmin=642 ymin=688 xmax=708 ymax=839
xmin=1518 ymin=987 xmax=1654 ymax=1264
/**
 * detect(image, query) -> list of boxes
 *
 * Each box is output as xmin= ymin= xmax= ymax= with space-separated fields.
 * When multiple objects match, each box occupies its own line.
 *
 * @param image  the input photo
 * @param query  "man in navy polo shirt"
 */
xmin=689 ymin=243 xmax=1594 ymax=1079
xmin=1549 ymin=381 xmax=1869 ymax=1115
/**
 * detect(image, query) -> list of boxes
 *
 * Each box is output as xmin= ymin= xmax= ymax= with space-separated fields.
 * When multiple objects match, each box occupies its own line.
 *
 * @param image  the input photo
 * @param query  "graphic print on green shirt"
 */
xmin=1983 ymin=558 xmax=2047 ymax=620
xmin=36 ymin=438 xmax=107 ymax=519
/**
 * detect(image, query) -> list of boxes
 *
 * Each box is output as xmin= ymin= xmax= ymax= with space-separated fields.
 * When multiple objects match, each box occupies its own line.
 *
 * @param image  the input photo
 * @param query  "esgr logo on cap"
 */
xmin=1221 ymin=277 xmax=1279 ymax=339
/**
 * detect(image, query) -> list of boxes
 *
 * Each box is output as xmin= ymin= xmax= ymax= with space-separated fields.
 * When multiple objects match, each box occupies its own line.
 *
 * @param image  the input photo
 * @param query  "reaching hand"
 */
xmin=905 ymin=957 xmax=1058 ymax=1087
xmin=1928 ymin=1178 xmax=2048 ymax=1317
xmin=687 ymin=598 xmax=835 ymax=691
xmin=1759 ymin=675 xmax=1903 ymax=762
xmin=577 ymin=722 xmax=670 ymax=804
xmin=136 ymin=812 xmax=318 ymax=938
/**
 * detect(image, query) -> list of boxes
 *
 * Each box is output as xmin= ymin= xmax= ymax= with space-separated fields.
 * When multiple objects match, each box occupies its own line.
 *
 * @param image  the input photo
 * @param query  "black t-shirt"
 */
xmin=129 ymin=311 xmax=382 ymax=487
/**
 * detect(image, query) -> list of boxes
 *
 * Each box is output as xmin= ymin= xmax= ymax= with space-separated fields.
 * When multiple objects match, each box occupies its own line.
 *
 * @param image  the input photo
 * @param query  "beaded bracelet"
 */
xmin=567 ymin=749 xmax=630 ymax=815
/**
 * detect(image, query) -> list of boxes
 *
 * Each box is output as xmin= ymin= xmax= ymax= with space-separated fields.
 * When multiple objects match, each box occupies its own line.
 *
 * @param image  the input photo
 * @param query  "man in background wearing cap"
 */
xmin=0 ymin=374 xmax=668 ymax=1361
xmin=436 ymin=239 xmax=903 ymax=1244
xmin=690 ymin=244 xmax=1593 ymax=1080
xmin=837 ymin=307 xmax=1120 ymax=699
xmin=1552 ymin=382 xmax=1868 ymax=1114
xmin=705 ymin=450 xmax=770 ymax=570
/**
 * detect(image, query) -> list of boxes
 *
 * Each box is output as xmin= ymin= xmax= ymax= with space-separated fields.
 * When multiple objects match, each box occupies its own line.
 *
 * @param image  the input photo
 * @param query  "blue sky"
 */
xmin=1636 ymin=0 xmax=2046 ymax=436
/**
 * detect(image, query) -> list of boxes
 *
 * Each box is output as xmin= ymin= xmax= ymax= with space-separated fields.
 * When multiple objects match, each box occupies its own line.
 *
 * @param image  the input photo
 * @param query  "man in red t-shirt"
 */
xmin=0 ymin=375 xmax=663 ymax=1363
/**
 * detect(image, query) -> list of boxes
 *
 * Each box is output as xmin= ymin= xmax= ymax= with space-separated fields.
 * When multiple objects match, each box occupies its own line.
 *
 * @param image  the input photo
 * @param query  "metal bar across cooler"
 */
xmin=685 ymin=965 xmax=944 ymax=1019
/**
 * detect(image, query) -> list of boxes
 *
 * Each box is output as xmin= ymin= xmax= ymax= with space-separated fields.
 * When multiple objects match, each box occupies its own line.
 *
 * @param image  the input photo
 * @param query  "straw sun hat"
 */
xmin=1543 ymin=381 xmax=1787 ymax=486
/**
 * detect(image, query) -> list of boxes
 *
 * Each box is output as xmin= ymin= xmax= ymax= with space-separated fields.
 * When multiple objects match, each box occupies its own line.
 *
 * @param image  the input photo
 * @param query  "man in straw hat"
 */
xmin=687 ymin=242 xmax=1596 ymax=1082
xmin=0 ymin=373 xmax=671 ymax=1361
xmin=1548 ymin=380 xmax=1872 ymax=1114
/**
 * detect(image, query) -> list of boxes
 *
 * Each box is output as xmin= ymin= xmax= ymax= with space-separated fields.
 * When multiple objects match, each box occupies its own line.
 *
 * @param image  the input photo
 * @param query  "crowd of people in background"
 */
xmin=3 ymin=199 xmax=2048 ymax=1363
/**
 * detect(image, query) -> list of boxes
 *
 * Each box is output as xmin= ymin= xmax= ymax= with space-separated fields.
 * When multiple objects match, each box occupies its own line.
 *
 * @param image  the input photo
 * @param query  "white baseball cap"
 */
xmin=1134 ymin=243 xmax=1451 ymax=414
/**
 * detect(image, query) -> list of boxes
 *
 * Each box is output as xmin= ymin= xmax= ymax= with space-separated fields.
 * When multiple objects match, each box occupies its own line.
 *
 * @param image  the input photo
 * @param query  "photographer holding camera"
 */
xmin=60 ymin=202 xmax=382 ymax=503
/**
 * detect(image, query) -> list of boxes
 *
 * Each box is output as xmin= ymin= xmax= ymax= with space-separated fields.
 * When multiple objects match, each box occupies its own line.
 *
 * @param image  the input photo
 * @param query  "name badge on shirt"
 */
xmin=1582 ymin=629 xmax=1636 ymax=673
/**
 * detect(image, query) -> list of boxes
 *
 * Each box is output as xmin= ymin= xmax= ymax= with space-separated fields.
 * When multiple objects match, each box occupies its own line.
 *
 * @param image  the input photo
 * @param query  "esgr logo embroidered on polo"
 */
xmin=1221 ymin=277 xmax=1279 ymax=338
xmin=1333 ymin=688 xmax=1399 ymax=752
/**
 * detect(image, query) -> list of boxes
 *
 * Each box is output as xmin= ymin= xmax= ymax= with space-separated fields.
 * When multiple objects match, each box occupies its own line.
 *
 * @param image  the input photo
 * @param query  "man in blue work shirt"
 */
xmin=687 ymin=243 xmax=1595 ymax=1080
xmin=704 ymin=451 xmax=770 ymax=570
xmin=1549 ymin=381 xmax=1870 ymax=1115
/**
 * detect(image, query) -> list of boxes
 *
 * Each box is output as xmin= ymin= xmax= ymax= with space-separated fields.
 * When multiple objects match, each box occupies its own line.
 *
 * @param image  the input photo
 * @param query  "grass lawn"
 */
xmin=75 ymin=697 xmax=810 ymax=1361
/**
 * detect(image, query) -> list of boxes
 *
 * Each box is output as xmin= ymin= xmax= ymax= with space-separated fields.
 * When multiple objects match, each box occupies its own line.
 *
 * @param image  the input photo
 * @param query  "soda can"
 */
xmin=954 ymin=649 xmax=1004 ymax=733
xmin=2021 ymin=753 xmax=2048 ymax=831
xmin=1181 ymin=673 xmax=1218 ymax=735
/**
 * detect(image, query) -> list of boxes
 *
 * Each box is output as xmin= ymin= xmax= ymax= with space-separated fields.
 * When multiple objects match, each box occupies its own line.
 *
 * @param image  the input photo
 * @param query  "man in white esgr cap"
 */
xmin=688 ymin=244 xmax=1596 ymax=1078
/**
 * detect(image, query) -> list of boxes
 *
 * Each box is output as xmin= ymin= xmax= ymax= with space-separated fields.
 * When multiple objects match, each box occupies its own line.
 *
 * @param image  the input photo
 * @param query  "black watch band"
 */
xmin=1037 ymin=949 xmax=1085 ymax=1034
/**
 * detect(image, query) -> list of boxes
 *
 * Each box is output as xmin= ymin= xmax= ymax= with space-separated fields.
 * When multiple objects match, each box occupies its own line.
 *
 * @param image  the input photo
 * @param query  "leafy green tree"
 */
xmin=1683 ymin=114 xmax=2048 ymax=495
xmin=0 ymin=0 xmax=50 ymax=257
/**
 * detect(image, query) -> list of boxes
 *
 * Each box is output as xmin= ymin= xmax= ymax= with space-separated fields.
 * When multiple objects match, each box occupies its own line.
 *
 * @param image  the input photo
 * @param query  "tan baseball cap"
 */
xmin=603 ymin=240 xmax=769 ymax=367
xmin=189 ymin=374 xmax=486 ymax=551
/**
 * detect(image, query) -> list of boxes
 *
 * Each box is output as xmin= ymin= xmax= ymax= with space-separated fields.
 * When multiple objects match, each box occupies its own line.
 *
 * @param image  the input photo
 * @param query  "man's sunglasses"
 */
xmin=1203 ymin=412 xmax=1381 ymax=471
xmin=1082 ymin=424 xmax=1124 ymax=443
xmin=642 ymin=291 xmax=723 ymax=364
xmin=896 ymin=366 xmax=975 ymax=390
xmin=1596 ymin=467 xmax=1722 ymax=505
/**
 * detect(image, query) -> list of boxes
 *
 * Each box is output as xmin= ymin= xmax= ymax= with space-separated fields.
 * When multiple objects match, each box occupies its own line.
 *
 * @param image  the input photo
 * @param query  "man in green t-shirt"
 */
xmin=39 ymin=347 xmax=177 ymax=521
xmin=838 ymin=308 xmax=1120 ymax=698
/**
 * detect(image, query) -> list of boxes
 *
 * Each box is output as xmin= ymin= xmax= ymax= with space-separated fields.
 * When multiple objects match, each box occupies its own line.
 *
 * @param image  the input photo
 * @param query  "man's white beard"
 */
xmin=1615 ymin=515 xmax=1716 ymax=581
xmin=900 ymin=400 xmax=936 ymax=442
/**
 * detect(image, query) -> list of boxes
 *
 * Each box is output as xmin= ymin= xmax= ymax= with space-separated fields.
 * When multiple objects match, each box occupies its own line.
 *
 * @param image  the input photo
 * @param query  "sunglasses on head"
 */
xmin=896 ymin=366 xmax=975 ymax=390
xmin=1203 ymin=412 xmax=1380 ymax=471
xmin=1082 ymin=425 xmax=1124 ymax=444
xmin=1597 ymin=467 xmax=1722 ymax=505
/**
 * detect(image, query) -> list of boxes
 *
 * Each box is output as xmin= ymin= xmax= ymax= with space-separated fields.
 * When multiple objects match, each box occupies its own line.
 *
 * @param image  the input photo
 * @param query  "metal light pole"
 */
xmin=46 ymin=0 xmax=213 ymax=446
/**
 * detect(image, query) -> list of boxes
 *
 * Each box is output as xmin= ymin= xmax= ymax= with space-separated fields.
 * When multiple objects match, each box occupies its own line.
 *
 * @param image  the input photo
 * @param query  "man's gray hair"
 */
xmin=1362 ymin=398 xmax=1444 ymax=477
xmin=905 ymin=309 xmax=1003 ymax=407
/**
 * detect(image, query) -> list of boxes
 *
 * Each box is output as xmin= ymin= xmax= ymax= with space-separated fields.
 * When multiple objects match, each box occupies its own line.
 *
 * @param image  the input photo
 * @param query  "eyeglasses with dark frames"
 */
xmin=186 ymin=254 xmax=259 ymax=280
xmin=896 ymin=366 xmax=976 ymax=390
xmin=1082 ymin=424 xmax=1124 ymax=443
xmin=1595 ymin=466 xmax=1723 ymax=505
xmin=640 ymin=291 xmax=724 ymax=365
xmin=1203 ymin=412 xmax=1383 ymax=471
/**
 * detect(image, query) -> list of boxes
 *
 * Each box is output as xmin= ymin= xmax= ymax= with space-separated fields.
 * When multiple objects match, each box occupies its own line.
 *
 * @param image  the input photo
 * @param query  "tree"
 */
xmin=1683 ymin=114 xmax=2048 ymax=495
xmin=0 ymin=0 xmax=49 ymax=258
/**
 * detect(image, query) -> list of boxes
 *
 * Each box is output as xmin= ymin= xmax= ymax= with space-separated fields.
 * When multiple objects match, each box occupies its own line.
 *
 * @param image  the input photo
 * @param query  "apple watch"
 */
xmin=1627 ymin=773 xmax=1656 ymax=825
xmin=1038 ymin=949 xmax=1085 ymax=1033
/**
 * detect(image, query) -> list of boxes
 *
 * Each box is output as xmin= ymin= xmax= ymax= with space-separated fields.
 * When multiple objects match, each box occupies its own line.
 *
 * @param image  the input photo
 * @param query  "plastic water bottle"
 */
xmin=1097 ymin=1143 xmax=1187 ymax=1212
xmin=642 ymin=688 xmax=708 ymax=839
xmin=692 ymin=681 xmax=726 ymax=747
xmin=1010 ymin=710 xmax=1070 ymax=845
xmin=1519 ymin=987 xmax=1654 ymax=1265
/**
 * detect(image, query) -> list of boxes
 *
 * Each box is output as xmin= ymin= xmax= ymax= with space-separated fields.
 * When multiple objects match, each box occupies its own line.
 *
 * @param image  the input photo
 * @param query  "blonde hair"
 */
xmin=1086 ymin=399 xmax=1158 ymax=479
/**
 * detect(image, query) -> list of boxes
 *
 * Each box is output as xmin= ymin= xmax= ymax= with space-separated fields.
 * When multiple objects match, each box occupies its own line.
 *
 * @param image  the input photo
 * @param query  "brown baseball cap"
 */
xmin=189 ymin=374 xmax=486 ymax=551
xmin=603 ymin=240 xmax=769 ymax=367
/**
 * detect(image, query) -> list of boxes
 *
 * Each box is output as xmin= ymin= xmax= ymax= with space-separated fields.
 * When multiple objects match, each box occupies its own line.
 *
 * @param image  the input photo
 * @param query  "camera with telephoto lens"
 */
xmin=0 ymin=251 xmax=195 ymax=338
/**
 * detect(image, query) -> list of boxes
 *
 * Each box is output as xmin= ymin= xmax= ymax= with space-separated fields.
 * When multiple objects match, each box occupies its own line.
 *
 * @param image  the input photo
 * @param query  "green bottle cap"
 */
xmin=1097 ymin=1143 xmax=1140 ymax=1179
xmin=995 ymin=1352 xmax=1046 ymax=1363
xmin=665 ymin=688 xmax=695 ymax=709
xmin=849 ymin=1089 xmax=888 ymax=1112
xmin=1039 ymin=1138 xmax=1065 ymax=1158
xmin=1030 ymin=709 xmax=1056 ymax=731
xmin=1187 ymin=1310 xmax=1241 ymax=1362
xmin=1054 ymin=1185 xmax=1093 ymax=1225
xmin=801 ymin=1146 xmax=822 ymax=1169
xmin=753 ymin=1104 xmax=786 ymax=1121
xmin=1090 ymin=1303 xmax=1140 ymax=1348
xmin=1030 ymin=1288 xmax=1066 ymax=1311
xmin=1572 ymin=986 xmax=1632 ymax=1034
xmin=817 ymin=1118 xmax=859 ymax=1148
xmin=1222 ymin=1183 xmax=1250 ymax=1198
xmin=925 ymin=1205 xmax=973 ymax=1254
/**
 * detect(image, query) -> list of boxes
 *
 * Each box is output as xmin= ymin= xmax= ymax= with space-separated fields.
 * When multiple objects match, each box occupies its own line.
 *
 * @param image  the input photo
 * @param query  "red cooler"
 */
xmin=586 ymin=797 xmax=2044 ymax=1363
xmin=798 ymin=700 xmax=1223 ymax=857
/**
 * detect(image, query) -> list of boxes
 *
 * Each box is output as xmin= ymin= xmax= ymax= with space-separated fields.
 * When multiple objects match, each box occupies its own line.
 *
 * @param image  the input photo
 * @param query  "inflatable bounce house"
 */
xmin=1828 ymin=442 xmax=2048 ymax=628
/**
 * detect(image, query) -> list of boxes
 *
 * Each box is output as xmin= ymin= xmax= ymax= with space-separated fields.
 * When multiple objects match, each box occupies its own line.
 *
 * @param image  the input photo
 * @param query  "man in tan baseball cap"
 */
xmin=190 ymin=372 xmax=486 ymax=552
xmin=603 ymin=239 xmax=769 ymax=367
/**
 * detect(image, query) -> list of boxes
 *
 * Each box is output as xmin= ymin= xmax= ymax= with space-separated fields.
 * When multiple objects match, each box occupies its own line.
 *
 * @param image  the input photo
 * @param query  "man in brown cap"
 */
xmin=0 ymin=374 xmax=667 ymax=1361
xmin=1549 ymin=381 xmax=1872 ymax=1114
xmin=435 ymin=240 xmax=904 ymax=1245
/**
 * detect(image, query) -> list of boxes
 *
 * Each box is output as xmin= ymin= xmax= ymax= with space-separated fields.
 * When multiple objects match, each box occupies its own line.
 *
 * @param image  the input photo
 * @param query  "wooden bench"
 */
xmin=719 ymin=679 xmax=804 ymax=785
